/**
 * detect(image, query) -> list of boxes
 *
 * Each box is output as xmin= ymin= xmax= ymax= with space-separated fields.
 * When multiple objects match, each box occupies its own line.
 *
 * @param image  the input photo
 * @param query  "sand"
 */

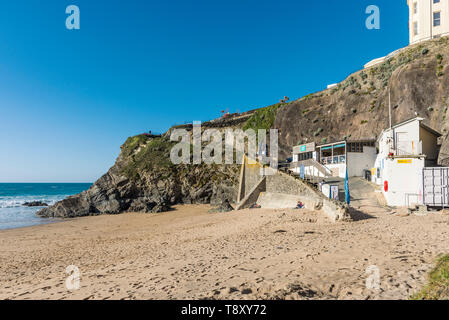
xmin=1 ymin=180 xmax=449 ymax=300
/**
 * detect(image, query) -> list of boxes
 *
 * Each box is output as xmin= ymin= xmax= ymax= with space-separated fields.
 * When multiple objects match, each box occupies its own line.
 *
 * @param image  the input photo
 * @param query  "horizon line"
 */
xmin=0 ymin=182 xmax=94 ymax=184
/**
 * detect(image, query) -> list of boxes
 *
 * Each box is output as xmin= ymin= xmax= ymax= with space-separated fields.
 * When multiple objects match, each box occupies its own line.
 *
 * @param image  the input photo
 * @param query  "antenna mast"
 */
xmin=389 ymin=90 xmax=392 ymax=129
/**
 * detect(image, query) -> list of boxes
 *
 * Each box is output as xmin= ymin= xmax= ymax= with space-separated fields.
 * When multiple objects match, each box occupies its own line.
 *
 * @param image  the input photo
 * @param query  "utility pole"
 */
xmin=389 ymin=90 xmax=392 ymax=129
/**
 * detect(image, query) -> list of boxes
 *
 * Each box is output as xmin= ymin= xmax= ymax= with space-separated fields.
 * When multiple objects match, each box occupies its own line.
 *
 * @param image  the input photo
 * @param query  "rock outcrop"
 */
xmin=37 ymin=136 xmax=240 ymax=218
xmin=23 ymin=201 xmax=48 ymax=207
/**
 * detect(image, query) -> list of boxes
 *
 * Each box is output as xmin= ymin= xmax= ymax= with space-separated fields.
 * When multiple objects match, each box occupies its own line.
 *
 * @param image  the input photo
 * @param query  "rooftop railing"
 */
xmin=321 ymin=155 xmax=346 ymax=165
xmin=395 ymin=140 xmax=422 ymax=156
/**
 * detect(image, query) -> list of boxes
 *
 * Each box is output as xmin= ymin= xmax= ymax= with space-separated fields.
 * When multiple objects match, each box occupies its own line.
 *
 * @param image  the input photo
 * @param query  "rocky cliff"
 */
xmin=39 ymin=37 xmax=449 ymax=218
xmin=37 ymin=134 xmax=240 ymax=218
xmin=276 ymin=38 xmax=449 ymax=161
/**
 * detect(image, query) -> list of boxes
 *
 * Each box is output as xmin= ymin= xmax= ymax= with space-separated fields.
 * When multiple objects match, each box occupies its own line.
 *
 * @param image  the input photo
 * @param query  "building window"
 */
xmin=347 ymin=141 xmax=374 ymax=153
xmin=434 ymin=12 xmax=441 ymax=27
xmin=348 ymin=143 xmax=361 ymax=153
xmin=413 ymin=2 xmax=418 ymax=14
xmin=414 ymin=22 xmax=419 ymax=36
xmin=298 ymin=152 xmax=313 ymax=161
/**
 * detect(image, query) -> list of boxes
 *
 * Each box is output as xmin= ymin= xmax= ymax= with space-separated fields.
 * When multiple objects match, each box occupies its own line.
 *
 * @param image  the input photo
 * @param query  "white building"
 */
xmin=408 ymin=0 xmax=449 ymax=45
xmin=373 ymin=117 xmax=442 ymax=207
xmin=364 ymin=1 xmax=449 ymax=69
xmin=291 ymin=140 xmax=377 ymax=179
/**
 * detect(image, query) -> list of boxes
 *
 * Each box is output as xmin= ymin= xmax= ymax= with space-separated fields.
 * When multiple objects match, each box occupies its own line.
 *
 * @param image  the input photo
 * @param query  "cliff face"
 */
xmin=37 ymin=134 xmax=240 ymax=218
xmin=276 ymin=38 xmax=449 ymax=161
xmin=39 ymin=38 xmax=449 ymax=218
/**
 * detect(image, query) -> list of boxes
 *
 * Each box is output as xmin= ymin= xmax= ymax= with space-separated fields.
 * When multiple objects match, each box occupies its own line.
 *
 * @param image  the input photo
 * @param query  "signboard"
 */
xmin=293 ymin=142 xmax=316 ymax=154
xmin=397 ymin=159 xmax=412 ymax=164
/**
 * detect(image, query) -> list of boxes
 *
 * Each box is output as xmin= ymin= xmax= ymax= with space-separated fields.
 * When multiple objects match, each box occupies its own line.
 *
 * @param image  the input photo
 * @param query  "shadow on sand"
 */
xmin=348 ymin=207 xmax=376 ymax=221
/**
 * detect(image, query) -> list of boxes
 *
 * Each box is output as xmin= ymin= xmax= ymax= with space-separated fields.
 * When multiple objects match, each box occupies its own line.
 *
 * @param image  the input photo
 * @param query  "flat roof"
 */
xmin=317 ymin=139 xmax=376 ymax=148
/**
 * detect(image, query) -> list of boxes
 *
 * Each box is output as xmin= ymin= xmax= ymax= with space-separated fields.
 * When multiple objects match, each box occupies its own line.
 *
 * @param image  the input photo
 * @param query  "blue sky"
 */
xmin=0 ymin=0 xmax=409 ymax=183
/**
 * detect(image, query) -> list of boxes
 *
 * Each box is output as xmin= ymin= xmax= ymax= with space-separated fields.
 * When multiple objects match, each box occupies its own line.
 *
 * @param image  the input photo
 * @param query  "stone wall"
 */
xmin=235 ymin=157 xmax=350 ymax=222
xmin=238 ymin=155 xmax=264 ymax=202
xmin=235 ymin=177 xmax=266 ymax=210
xmin=266 ymin=173 xmax=315 ymax=198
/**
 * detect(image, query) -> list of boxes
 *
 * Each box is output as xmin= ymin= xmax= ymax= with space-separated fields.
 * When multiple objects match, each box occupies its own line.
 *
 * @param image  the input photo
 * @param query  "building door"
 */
xmin=396 ymin=132 xmax=408 ymax=155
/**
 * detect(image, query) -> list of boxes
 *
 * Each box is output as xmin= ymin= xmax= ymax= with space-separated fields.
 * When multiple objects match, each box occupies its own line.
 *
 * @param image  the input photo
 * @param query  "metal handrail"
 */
xmin=321 ymin=155 xmax=346 ymax=165
xmin=290 ymin=159 xmax=333 ymax=177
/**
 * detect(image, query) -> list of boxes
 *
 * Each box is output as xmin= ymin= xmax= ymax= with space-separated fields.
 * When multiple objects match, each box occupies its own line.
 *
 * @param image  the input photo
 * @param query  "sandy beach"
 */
xmin=1 ymin=180 xmax=449 ymax=300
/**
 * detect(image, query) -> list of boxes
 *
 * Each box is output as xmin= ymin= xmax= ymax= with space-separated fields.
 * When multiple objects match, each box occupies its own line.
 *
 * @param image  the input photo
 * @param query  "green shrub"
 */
xmin=243 ymin=104 xmax=280 ymax=131
xmin=360 ymin=71 xmax=368 ymax=80
xmin=412 ymin=255 xmax=449 ymax=300
xmin=121 ymin=137 xmax=176 ymax=180
xmin=121 ymin=135 xmax=151 ymax=158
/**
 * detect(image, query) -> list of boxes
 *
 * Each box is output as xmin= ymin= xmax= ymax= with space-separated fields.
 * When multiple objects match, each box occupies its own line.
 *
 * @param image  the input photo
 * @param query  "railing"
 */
xmin=321 ymin=155 xmax=346 ymax=165
xmin=395 ymin=140 xmax=422 ymax=156
xmin=290 ymin=159 xmax=333 ymax=178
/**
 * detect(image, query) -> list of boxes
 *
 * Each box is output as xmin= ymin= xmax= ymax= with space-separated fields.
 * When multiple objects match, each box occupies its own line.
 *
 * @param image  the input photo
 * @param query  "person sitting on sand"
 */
xmin=294 ymin=201 xmax=304 ymax=209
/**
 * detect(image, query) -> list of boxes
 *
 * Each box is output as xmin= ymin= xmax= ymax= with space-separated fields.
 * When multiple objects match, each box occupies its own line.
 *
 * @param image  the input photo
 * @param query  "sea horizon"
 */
xmin=0 ymin=182 xmax=94 ymax=184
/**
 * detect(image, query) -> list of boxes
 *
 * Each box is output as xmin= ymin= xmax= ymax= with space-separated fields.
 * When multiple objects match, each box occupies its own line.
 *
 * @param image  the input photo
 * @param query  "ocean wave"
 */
xmin=0 ymin=196 xmax=68 ymax=208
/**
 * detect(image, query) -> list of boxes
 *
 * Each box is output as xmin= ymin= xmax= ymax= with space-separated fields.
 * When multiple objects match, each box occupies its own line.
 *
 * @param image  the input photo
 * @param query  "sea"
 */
xmin=0 ymin=183 xmax=92 ymax=231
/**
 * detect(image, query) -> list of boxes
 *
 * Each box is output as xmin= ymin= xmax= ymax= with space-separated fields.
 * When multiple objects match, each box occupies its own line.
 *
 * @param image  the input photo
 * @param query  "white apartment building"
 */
xmin=408 ymin=0 xmax=449 ymax=44
xmin=364 ymin=1 xmax=448 ymax=69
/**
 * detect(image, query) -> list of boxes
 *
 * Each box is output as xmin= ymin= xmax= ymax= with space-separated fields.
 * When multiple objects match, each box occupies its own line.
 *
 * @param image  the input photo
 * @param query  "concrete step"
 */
xmin=256 ymin=192 xmax=302 ymax=209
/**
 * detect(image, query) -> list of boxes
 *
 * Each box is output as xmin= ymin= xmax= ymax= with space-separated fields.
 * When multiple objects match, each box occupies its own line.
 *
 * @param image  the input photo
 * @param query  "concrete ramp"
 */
xmin=236 ymin=155 xmax=350 ymax=222
xmin=257 ymin=192 xmax=300 ymax=209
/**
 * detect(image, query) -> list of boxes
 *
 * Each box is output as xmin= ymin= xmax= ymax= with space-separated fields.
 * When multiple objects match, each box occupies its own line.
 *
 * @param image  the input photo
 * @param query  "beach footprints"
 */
xmin=65 ymin=265 xmax=81 ymax=291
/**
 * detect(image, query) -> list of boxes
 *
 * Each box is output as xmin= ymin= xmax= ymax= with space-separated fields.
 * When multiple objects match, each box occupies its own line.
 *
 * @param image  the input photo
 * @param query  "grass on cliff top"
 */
xmin=121 ymin=135 xmax=151 ymax=158
xmin=121 ymin=136 xmax=176 ymax=180
xmin=243 ymin=104 xmax=281 ymax=131
xmin=411 ymin=254 xmax=449 ymax=300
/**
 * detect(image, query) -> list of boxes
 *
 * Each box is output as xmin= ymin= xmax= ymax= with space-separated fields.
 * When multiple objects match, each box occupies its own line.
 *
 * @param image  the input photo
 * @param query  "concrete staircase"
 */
xmin=290 ymin=159 xmax=333 ymax=181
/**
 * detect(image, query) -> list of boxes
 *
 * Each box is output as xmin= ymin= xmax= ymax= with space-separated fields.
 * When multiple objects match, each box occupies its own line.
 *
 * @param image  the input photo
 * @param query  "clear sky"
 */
xmin=0 ymin=0 xmax=409 ymax=183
